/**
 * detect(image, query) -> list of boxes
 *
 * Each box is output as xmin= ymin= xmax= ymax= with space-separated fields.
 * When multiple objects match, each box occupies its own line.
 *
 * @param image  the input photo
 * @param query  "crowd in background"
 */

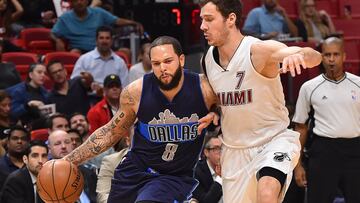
xmin=0 ymin=0 xmax=358 ymax=202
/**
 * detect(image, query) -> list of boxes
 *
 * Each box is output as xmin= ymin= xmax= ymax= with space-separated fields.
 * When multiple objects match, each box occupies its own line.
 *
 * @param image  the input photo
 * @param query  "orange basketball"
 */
xmin=37 ymin=159 xmax=84 ymax=203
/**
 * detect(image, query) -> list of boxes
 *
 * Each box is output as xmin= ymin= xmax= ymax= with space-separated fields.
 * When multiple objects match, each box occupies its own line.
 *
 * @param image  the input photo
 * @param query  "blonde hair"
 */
xmin=299 ymin=0 xmax=330 ymax=39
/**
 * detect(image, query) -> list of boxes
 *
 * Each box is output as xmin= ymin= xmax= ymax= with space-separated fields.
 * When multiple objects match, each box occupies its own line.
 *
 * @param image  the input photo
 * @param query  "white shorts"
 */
xmin=221 ymin=129 xmax=300 ymax=203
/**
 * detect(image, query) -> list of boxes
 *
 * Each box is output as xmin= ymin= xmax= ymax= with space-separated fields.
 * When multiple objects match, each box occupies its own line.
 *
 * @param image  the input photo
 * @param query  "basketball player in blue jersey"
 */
xmin=63 ymin=36 xmax=219 ymax=203
xmin=199 ymin=0 xmax=322 ymax=203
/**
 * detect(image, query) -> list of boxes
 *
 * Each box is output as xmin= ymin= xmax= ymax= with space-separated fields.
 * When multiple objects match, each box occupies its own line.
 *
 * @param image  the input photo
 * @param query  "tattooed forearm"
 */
xmin=64 ymin=84 xmax=139 ymax=166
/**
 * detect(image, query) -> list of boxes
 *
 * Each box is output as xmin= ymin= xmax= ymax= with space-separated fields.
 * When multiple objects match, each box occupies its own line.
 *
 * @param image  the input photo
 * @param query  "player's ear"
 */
xmin=23 ymin=155 xmax=28 ymax=165
xmin=227 ymin=12 xmax=237 ymax=27
xmin=179 ymin=54 xmax=185 ymax=68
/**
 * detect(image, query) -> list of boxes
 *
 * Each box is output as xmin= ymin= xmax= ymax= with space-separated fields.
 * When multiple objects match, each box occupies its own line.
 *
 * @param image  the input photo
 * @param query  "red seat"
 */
xmin=344 ymin=39 xmax=360 ymax=61
xmin=344 ymin=61 xmax=360 ymax=75
xmin=316 ymin=0 xmax=340 ymax=18
xmin=339 ymin=0 xmax=360 ymax=18
xmin=278 ymin=0 xmax=298 ymax=19
xmin=115 ymin=50 xmax=131 ymax=69
xmin=19 ymin=28 xmax=55 ymax=55
xmin=43 ymin=52 xmax=80 ymax=75
xmin=31 ymin=128 xmax=49 ymax=141
xmin=241 ymin=0 xmax=261 ymax=18
xmin=2 ymin=52 xmax=39 ymax=80
xmin=333 ymin=19 xmax=360 ymax=39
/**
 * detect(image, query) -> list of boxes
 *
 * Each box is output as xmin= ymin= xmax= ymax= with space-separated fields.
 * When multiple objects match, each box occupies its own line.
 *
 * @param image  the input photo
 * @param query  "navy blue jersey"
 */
xmin=130 ymin=70 xmax=209 ymax=177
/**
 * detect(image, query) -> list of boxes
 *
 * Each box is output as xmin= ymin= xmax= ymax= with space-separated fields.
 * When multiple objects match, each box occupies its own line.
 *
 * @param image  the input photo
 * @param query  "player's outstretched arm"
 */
xmin=64 ymin=83 xmax=140 ymax=166
xmin=251 ymin=40 xmax=322 ymax=78
xmin=198 ymin=74 xmax=220 ymax=134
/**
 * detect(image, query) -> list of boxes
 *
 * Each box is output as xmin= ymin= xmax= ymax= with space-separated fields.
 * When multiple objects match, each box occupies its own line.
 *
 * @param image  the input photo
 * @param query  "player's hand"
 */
xmin=294 ymin=163 xmax=307 ymax=187
xmin=197 ymin=112 xmax=219 ymax=134
xmin=279 ymin=52 xmax=307 ymax=77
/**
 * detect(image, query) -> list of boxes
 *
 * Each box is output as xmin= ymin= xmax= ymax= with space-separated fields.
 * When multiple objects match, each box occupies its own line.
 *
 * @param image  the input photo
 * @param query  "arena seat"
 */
xmin=115 ymin=50 xmax=132 ymax=69
xmin=19 ymin=28 xmax=55 ymax=55
xmin=315 ymin=0 xmax=340 ymax=18
xmin=43 ymin=52 xmax=80 ymax=75
xmin=2 ymin=52 xmax=39 ymax=80
xmin=339 ymin=0 xmax=360 ymax=18
xmin=31 ymin=128 xmax=49 ymax=141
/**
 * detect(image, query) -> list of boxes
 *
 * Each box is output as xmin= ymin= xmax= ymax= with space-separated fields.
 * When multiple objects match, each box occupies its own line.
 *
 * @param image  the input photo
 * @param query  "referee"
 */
xmin=292 ymin=36 xmax=360 ymax=203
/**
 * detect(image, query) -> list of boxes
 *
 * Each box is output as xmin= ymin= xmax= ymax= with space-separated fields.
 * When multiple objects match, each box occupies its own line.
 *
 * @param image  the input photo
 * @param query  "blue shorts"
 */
xmin=107 ymin=155 xmax=198 ymax=203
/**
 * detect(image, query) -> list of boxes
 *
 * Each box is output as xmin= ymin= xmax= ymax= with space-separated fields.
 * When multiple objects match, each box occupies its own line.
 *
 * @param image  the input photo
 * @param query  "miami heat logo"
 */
xmin=273 ymin=152 xmax=291 ymax=162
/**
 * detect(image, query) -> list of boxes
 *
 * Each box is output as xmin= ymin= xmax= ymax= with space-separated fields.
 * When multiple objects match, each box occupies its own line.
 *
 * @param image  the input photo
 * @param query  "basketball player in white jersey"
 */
xmin=198 ymin=0 xmax=322 ymax=202
xmin=293 ymin=37 xmax=360 ymax=203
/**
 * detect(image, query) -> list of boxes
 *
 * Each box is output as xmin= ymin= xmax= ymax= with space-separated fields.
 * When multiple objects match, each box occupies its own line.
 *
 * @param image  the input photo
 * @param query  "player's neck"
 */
xmin=218 ymin=32 xmax=244 ymax=69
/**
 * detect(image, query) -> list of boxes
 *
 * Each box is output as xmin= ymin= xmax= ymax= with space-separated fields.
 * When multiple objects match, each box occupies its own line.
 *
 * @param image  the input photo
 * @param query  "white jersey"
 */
xmin=293 ymin=73 xmax=360 ymax=139
xmin=204 ymin=36 xmax=289 ymax=148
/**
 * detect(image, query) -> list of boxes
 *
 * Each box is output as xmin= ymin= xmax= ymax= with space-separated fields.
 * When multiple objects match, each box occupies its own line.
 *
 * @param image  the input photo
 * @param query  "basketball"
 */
xmin=37 ymin=159 xmax=84 ymax=203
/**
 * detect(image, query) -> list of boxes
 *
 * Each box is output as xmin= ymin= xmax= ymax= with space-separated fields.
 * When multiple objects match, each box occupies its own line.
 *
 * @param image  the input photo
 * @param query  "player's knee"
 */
xmin=257 ymin=167 xmax=285 ymax=203
xmin=257 ymin=187 xmax=278 ymax=203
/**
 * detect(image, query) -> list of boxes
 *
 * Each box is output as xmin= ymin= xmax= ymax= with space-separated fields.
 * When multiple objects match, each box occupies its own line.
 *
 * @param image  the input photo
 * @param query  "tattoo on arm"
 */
xmin=65 ymin=87 xmax=137 ymax=165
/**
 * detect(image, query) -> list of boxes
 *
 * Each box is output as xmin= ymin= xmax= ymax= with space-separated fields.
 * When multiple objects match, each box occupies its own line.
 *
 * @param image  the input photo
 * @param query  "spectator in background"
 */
xmin=14 ymin=0 xmax=56 ymax=31
xmin=0 ymin=125 xmax=29 ymax=189
xmin=47 ymin=113 xmax=70 ymax=133
xmin=71 ymin=26 xmax=129 ymax=93
xmin=67 ymin=129 xmax=82 ymax=149
xmin=0 ymin=90 xmax=12 ymax=142
xmin=69 ymin=112 xmax=90 ymax=141
xmin=128 ymin=43 xmax=152 ymax=83
xmin=51 ymin=0 xmax=143 ymax=54
xmin=0 ymin=90 xmax=12 ymax=157
xmin=0 ymin=0 xmax=24 ymax=52
xmin=0 ymin=140 xmax=48 ymax=203
xmin=87 ymin=74 xmax=121 ymax=134
xmin=243 ymin=0 xmax=298 ymax=40
xmin=292 ymin=37 xmax=360 ymax=203
xmin=47 ymin=130 xmax=97 ymax=203
xmin=191 ymin=134 xmax=223 ymax=203
xmin=47 ymin=61 xmax=92 ymax=117
xmin=0 ymin=41 xmax=21 ymax=89
xmin=6 ymin=63 xmax=49 ymax=127
xmin=296 ymin=0 xmax=336 ymax=43
xmin=96 ymin=136 xmax=130 ymax=203
xmin=0 ymin=0 xmax=23 ymax=37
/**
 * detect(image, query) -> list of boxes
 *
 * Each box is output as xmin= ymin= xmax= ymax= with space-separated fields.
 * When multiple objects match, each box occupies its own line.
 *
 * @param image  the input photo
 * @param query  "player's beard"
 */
xmin=155 ymin=65 xmax=182 ymax=91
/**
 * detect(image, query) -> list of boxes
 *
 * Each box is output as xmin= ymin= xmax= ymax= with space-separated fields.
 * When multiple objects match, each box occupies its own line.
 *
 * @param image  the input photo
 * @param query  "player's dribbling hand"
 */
xmin=197 ymin=112 xmax=219 ymax=134
xmin=294 ymin=163 xmax=307 ymax=187
xmin=279 ymin=52 xmax=307 ymax=77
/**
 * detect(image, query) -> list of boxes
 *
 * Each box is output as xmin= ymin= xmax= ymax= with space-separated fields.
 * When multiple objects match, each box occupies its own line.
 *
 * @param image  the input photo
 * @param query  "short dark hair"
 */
xmin=96 ymin=25 xmax=114 ymax=38
xmin=204 ymin=133 xmax=219 ymax=149
xmin=199 ymin=0 xmax=243 ymax=30
xmin=8 ymin=125 xmax=29 ymax=139
xmin=149 ymin=36 xmax=183 ymax=59
xmin=67 ymin=128 xmax=81 ymax=137
xmin=47 ymin=113 xmax=68 ymax=129
xmin=0 ymin=90 xmax=10 ymax=102
xmin=46 ymin=60 xmax=64 ymax=73
xmin=70 ymin=112 xmax=89 ymax=123
xmin=24 ymin=140 xmax=48 ymax=156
